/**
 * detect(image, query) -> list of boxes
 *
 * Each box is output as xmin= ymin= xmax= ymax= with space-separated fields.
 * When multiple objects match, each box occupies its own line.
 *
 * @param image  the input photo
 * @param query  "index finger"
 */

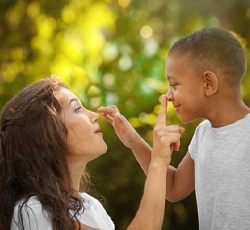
xmin=98 ymin=106 xmax=119 ymax=117
xmin=156 ymin=95 xmax=167 ymax=126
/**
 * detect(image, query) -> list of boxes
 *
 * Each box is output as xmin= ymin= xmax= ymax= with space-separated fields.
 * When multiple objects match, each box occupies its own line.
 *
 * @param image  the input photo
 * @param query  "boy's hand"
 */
xmin=152 ymin=95 xmax=185 ymax=165
xmin=98 ymin=106 xmax=140 ymax=149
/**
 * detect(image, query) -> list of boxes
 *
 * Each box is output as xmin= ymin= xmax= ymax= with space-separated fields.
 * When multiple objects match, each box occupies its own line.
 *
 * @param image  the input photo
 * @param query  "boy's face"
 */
xmin=165 ymin=54 xmax=207 ymax=123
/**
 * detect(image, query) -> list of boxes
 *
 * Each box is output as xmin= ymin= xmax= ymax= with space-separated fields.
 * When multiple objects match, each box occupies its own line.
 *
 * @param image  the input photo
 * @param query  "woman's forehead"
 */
xmin=58 ymin=88 xmax=79 ymax=102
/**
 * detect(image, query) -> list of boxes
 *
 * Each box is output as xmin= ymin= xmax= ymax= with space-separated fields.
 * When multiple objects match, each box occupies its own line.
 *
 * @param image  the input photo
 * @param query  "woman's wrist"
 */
xmin=149 ymin=156 xmax=170 ymax=170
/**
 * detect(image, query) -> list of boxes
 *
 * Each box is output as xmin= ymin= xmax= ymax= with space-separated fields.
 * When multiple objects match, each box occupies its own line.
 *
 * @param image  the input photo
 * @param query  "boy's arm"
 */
xmin=98 ymin=97 xmax=195 ymax=202
xmin=98 ymin=96 xmax=183 ymax=173
xmin=166 ymin=152 xmax=195 ymax=202
xmin=128 ymin=126 xmax=194 ymax=202
xmin=97 ymin=106 xmax=152 ymax=174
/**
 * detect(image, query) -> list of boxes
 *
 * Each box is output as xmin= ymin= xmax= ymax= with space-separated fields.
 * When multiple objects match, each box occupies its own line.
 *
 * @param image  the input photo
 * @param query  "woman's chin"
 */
xmin=98 ymin=143 xmax=108 ymax=155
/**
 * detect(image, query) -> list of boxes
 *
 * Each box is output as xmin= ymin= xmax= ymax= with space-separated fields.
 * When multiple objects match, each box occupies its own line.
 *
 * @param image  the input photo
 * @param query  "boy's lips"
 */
xmin=174 ymin=104 xmax=181 ymax=113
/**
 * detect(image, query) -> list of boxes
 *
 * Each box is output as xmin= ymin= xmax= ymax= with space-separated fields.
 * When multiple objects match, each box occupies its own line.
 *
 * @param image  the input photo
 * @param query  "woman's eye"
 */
xmin=75 ymin=107 xmax=81 ymax=113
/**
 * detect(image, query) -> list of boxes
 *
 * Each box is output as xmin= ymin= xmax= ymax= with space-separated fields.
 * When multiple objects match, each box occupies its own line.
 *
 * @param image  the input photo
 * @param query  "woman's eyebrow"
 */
xmin=69 ymin=97 xmax=80 ymax=105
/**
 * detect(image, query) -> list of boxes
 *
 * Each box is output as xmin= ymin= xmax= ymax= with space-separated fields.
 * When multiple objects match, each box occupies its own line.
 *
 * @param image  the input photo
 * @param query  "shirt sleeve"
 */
xmin=188 ymin=120 xmax=210 ymax=161
xmin=11 ymin=197 xmax=52 ymax=230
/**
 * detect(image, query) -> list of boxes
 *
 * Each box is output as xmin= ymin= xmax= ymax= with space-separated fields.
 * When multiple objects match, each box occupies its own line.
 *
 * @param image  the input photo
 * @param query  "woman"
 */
xmin=0 ymin=76 xmax=183 ymax=230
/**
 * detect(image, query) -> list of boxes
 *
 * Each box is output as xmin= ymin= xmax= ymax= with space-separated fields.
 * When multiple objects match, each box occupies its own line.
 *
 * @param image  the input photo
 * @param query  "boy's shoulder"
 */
xmin=197 ymin=112 xmax=250 ymax=128
xmin=195 ymin=113 xmax=250 ymax=134
xmin=196 ymin=119 xmax=211 ymax=130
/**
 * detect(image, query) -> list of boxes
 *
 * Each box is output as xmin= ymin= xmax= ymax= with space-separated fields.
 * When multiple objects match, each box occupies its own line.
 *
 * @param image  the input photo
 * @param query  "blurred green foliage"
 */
xmin=1 ymin=0 xmax=250 ymax=229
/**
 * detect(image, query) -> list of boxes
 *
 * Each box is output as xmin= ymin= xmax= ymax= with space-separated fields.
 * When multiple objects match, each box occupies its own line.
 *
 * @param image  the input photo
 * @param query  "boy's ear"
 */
xmin=202 ymin=71 xmax=218 ymax=96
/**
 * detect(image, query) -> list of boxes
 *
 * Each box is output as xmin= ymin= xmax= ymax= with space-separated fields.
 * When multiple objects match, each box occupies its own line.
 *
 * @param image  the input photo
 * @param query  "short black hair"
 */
xmin=169 ymin=27 xmax=247 ymax=86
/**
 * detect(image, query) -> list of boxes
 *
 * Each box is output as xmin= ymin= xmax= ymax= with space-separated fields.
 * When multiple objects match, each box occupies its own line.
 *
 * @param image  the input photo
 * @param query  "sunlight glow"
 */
xmin=118 ymin=0 xmax=131 ymax=8
xmin=27 ymin=1 xmax=40 ymax=18
xmin=119 ymin=55 xmax=132 ymax=71
xmin=140 ymin=25 xmax=153 ymax=39
xmin=138 ymin=112 xmax=157 ymax=125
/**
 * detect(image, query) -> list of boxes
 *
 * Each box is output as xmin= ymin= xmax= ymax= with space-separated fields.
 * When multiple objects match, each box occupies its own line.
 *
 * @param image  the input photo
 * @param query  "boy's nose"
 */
xmin=165 ymin=90 xmax=173 ymax=102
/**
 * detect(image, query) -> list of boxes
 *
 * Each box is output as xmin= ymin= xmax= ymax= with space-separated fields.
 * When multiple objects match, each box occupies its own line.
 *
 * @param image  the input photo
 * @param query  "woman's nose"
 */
xmin=89 ymin=110 xmax=100 ymax=122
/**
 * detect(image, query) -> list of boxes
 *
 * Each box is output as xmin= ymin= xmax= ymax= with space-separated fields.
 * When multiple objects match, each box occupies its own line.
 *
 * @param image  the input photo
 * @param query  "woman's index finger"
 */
xmin=156 ymin=95 xmax=167 ymax=126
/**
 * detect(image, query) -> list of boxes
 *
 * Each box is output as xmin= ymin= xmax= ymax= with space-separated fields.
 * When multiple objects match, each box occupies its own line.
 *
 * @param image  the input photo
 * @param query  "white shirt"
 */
xmin=11 ymin=192 xmax=115 ymax=230
xmin=189 ymin=114 xmax=250 ymax=230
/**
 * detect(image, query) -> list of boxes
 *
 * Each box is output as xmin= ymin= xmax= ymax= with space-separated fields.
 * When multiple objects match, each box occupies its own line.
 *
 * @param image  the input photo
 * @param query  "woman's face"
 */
xmin=58 ymin=87 xmax=107 ymax=162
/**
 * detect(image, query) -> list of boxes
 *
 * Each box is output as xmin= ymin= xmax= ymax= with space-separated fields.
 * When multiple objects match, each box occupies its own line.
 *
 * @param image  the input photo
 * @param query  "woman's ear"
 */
xmin=202 ymin=71 xmax=218 ymax=96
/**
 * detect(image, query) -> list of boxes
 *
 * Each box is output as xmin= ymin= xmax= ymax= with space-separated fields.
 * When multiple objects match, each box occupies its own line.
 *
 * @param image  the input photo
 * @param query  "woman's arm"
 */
xmin=127 ymin=158 xmax=167 ymax=230
xmin=75 ymin=222 xmax=100 ymax=230
xmin=128 ymin=96 xmax=184 ymax=229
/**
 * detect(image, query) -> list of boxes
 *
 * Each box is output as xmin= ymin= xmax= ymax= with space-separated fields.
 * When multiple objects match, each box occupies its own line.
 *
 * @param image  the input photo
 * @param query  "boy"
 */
xmin=98 ymin=27 xmax=250 ymax=229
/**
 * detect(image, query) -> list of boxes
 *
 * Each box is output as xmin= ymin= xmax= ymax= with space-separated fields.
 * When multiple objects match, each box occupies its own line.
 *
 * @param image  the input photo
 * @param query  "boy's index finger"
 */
xmin=156 ymin=95 xmax=167 ymax=127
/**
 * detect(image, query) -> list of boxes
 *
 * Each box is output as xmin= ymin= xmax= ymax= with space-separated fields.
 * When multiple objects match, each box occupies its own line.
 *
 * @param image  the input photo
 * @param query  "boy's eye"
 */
xmin=170 ymin=84 xmax=177 ymax=89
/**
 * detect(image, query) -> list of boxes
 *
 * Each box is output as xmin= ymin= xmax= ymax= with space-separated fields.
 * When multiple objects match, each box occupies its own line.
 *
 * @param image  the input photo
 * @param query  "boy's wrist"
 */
xmin=129 ymin=133 xmax=148 ymax=151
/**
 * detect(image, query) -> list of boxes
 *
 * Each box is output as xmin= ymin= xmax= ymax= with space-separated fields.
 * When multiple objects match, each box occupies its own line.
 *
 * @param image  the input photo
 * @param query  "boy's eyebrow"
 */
xmin=167 ymin=75 xmax=174 ymax=80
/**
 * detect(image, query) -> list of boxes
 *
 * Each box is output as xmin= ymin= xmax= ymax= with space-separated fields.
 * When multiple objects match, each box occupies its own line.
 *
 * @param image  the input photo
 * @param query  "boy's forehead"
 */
xmin=165 ymin=55 xmax=182 ymax=75
xmin=166 ymin=53 xmax=189 ymax=64
xmin=165 ymin=54 xmax=198 ymax=80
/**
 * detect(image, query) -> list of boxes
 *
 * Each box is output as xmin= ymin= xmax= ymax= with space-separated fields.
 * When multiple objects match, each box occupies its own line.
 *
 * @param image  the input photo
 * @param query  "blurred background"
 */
xmin=1 ymin=0 xmax=250 ymax=229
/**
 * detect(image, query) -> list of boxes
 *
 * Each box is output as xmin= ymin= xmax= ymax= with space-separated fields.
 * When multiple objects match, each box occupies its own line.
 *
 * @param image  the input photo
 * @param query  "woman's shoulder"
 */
xmin=78 ymin=192 xmax=115 ymax=229
xmin=79 ymin=192 xmax=109 ymax=215
xmin=11 ymin=196 xmax=52 ymax=230
xmin=14 ymin=196 xmax=46 ymax=213
xmin=79 ymin=192 xmax=102 ymax=208
xmin=18 ymin=196 xmax=41 ymax=207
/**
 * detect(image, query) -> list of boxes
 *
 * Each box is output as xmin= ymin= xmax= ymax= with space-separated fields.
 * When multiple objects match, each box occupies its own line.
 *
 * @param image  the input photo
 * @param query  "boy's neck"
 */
xmin=208 ymin=102 xmax=250 ymax=128
xmin=204 ymin=85 xmax=250 ymax=127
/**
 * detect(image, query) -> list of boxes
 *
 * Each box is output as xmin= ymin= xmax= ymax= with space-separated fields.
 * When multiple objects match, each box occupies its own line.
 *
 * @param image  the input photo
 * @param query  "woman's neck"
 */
xmin=68 ymin=156 xmax=87 ymax=195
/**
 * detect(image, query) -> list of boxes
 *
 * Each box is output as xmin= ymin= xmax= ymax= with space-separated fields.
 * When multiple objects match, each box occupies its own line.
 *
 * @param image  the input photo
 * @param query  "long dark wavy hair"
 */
xmin=0 ymin=76 xmax=88 ymax=230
